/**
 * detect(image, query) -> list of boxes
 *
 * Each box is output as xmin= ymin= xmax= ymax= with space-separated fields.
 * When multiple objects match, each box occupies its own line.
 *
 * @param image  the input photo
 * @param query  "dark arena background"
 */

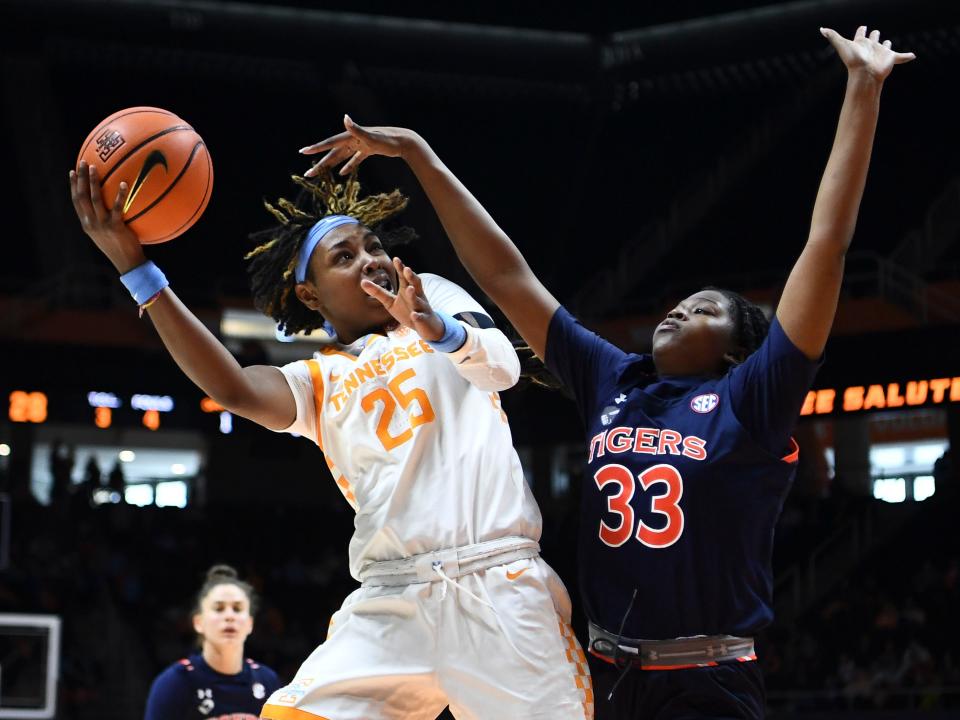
xmin=1 ymin=0 xmax=959 ymax=718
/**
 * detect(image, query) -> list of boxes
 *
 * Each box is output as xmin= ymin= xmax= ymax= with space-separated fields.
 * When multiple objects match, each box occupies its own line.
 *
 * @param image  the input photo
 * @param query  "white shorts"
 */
xmin=260 ymin=556 xmax=593 ymax=720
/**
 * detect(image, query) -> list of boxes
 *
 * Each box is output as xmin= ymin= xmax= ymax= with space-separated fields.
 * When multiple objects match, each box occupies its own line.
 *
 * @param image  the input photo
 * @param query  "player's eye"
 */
xmin=336 ymin=252 xmax=352 ymax=263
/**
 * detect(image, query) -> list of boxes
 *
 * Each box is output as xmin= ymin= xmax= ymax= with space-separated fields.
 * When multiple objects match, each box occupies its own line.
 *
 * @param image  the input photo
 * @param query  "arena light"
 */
xmin=131 ymin=394 xmax=174 ymax=412
xmin=0 ymin=444 xmax=9 ymax=457
xmin=221 ymin=308 xmax=331 ymax=343
xmin=873 ymin=478 xmax=906 ymax=503
xmin=200 ymin=397 xmax=225 ymax=413
xmin=914 ymin=476 xmax=936 ymax=502
xmin=118 ymin=450 xmax=136 ymax=463
xmin=87 ymin=391 xmax=121 ymax=409
xmin=170 ymin=463 xmax=186 ymax=475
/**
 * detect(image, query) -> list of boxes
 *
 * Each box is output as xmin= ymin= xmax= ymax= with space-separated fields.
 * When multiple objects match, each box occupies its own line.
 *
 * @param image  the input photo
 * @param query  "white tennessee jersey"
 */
xmin=276 ymin=273 xmax=542 ymax=579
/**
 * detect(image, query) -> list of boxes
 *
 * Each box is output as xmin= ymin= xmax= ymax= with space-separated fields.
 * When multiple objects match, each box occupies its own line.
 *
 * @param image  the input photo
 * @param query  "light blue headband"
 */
xmin=295 ymin=215 xmax=360 ymax=283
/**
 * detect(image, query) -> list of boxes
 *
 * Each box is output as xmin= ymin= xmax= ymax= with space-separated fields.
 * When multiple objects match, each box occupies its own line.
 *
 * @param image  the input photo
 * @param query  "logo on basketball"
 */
xmin=690 ymin=393 xmax=719 ymax=414
xmin=95 ymin=128 xmax=125 ymax=162
xmin=123 ymin=149 xmax=168 ymax=214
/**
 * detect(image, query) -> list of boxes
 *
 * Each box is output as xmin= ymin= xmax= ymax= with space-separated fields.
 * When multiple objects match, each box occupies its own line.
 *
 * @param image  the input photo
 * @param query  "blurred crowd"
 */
xmin=0 ymin=447 xmax=957 ymax=718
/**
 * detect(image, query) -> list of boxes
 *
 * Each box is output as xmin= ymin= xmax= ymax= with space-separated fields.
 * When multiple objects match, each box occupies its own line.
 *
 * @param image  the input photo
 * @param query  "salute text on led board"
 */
xmin=801 ymin=376 xmax=960 ymax=416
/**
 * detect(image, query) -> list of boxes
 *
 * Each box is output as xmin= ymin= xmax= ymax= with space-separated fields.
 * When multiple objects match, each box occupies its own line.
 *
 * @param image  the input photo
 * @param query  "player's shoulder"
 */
xmin=245 ymin=657 xmax=280 ymax=683
xmin=150 ymin=656 xmax=198 ymax=691
xmin=171 ymin=655 xmax=201 ymax=676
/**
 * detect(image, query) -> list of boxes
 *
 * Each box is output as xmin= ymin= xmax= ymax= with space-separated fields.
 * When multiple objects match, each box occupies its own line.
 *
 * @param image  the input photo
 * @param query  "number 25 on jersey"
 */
xmin=593 ymin=463 xmax=684 ymax=549
xmin=360 ymin=368 xmax=435 ymax=451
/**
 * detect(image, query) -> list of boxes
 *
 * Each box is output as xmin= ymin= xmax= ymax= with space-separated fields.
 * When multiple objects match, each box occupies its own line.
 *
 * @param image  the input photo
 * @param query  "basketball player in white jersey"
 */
xmin=68 ymin=162 xmax=591 ymax=720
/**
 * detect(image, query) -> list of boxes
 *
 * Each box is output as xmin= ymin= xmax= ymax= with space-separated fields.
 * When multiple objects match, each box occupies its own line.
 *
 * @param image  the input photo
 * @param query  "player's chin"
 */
xmin=361 ymin=300 xmax=394 ymax=326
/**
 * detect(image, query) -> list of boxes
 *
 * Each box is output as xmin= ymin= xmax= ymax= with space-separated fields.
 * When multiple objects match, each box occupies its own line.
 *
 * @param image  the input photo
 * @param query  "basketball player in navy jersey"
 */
xmin=302 ymin=25 xmax=913 ymax=718
xmin=144 ymin=565 xmax=280 ymax=720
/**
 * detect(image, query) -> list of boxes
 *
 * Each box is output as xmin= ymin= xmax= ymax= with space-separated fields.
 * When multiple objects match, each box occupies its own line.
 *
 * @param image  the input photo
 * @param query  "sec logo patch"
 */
xmin=690 ymin=393 xmax=719 ymax=414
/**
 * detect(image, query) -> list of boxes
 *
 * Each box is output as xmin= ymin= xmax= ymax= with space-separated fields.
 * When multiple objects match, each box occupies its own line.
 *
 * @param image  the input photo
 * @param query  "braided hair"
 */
xmin=245 ymin=169 xmax=416 ymax=336
xmin=703 ymin=286 xmax=771 ymax=365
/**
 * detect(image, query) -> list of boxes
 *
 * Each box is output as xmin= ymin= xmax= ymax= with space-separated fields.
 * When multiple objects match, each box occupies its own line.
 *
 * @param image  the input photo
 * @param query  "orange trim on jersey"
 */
xmin=260 ymin=704 xmax=331 ymax=720
xmin=306 ymin=358 xmax=359 ymax=511
xmin=306 ymin=359 xmax=325 ymax=451
xmin=559 ymin=618 xmax=594 ymax=719
xmin=319 ymin=347 xmax=359 ymax=362
xmin=782 ymin=437 xmax=799 ymax=464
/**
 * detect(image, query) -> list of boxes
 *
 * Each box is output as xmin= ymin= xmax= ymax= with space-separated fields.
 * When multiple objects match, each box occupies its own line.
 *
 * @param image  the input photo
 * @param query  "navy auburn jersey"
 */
xmin=545 ymin=306 xmax=820 ymax=640
xmin=144 ymin=654 xmax=280 ymax=720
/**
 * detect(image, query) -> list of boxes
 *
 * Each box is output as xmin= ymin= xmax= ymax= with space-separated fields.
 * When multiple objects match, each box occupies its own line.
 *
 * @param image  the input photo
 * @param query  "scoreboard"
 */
xmin=6 ymin=388 xmax=232 ymax=434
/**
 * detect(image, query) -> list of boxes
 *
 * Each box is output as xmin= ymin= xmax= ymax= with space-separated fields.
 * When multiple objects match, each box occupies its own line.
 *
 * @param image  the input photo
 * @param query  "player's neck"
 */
xmin=202 ymin=642 xmax=245 ymax=675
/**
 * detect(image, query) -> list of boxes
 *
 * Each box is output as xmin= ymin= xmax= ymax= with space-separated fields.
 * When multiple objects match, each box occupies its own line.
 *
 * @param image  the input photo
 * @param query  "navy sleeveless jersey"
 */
xmin=144 ymin=654 xmax=281 ymax=720
xmin=545 ymin=306 xmax=820 ymax=640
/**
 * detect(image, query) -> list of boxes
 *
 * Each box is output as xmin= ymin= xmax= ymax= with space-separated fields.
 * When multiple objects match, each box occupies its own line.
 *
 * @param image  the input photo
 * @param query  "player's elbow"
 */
xmin=482 ymin=356 xmax=521 ymax=392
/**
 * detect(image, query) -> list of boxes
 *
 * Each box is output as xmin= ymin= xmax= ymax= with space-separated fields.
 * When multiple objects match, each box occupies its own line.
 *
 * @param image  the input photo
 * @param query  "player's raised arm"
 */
xmin=776 ymin=26 xmax=914 ymax=358
xmin=68 ymin=162 xmax=297 ymax=430
xmin=300 ymin=118 xmax=560 ymax=360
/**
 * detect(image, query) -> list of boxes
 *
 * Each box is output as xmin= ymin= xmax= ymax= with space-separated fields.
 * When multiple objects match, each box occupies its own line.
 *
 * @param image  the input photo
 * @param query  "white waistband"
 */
xmin=358 ymin=536 xmax=540 ymax=587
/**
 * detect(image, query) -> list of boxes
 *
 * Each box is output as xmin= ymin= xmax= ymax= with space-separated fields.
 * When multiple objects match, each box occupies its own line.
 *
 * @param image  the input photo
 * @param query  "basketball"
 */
xmin=76 ymin=106 xmax=213 ymax=244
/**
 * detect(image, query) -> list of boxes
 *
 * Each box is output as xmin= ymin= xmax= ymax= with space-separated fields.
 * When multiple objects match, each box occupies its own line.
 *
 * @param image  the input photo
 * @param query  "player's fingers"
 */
xmin=392 ymin=257 xmax=408 ymax=291
xmin=111 ymin=182 xmax=130 ymax=221
xmin=403 ymin=265 xmax=426 ymax=297
xmin=299 ymin=131 xmax=351 ymax=155
xmin=344 ymin=114 xmax=369 ymax=137
xmin=305 ymin=146 xmax=352 ymax=177
xmin=68 ymin=169 xmax=91 ymax=226
xmin=68 ymin=169 xmax=80 ymax=207
xmin=854 ymin=25 xmax=867 ymax=40
xmin=894 ymin=51 xmax=917 ymax=64
xmin=72 ymin=162 xmax=96 ymax=225
xmin=360 ymin=278 xmax=395 ymax=307
xmin=87 ymin=165 xmax=109 ymax=222
xmin=819 ymin=27 xmax=844 ymax=50
xmin=882 ymin=39 xmax=892 ymax=49
xmin=869 ymin=29 xmax=881 ymax=43
xmin=339 ymin=150 xmax=365 ymax=175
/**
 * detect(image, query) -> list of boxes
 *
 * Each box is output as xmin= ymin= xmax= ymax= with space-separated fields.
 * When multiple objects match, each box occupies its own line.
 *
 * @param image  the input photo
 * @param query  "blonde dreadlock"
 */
xmin=246 ymin=168 xmax=416 ymax=336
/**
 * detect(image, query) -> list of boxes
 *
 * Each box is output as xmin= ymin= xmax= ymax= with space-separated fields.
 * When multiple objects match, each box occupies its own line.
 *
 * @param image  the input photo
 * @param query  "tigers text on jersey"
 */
xmin=277 ymin=273 xmax=541 ymax=579
xmin=143 ymin=654 xmax=280 ymax=720
xmin=545 ymin=306 xmax=820 ymax=640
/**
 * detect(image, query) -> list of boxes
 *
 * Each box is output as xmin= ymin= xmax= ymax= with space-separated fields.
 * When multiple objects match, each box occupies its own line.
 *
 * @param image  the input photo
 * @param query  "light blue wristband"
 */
xmin=120 ymin=261 xmax=169 ymax=305
xmin=429 ymin=311 xmax=468 ymax=353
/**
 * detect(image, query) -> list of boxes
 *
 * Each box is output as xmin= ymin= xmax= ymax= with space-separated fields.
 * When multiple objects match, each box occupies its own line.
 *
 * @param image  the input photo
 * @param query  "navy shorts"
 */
xmin=589 ymin=654 xmax=765 ymax=720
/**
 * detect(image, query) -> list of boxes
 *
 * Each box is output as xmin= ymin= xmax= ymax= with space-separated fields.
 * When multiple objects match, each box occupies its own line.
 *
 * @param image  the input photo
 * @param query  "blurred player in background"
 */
xmin=69 ymin=152 xmax=591 ymax=717
xmin=144 ymin=564 xmax=280 ymax=719
xmin=304 ymin=25 xmax=913 ymax=719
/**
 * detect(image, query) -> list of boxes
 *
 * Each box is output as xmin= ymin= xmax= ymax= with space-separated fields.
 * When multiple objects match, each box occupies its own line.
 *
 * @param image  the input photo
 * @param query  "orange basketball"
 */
xmin=76 ymin=106 xmax=213 ymax=244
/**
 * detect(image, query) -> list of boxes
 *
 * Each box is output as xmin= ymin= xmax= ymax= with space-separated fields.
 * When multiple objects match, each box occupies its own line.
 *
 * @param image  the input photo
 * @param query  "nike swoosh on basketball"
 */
xmin=506 ymin=568 xmax=528 ymax=581
xmin=123 ymin=150 xmax=168 ymax=214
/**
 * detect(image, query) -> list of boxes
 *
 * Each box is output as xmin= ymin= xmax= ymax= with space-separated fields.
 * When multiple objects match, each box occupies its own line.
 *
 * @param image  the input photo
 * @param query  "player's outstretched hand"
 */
xmin=299 ymin=116 xmax=418 ymax=177
xmin=821 ymin=26 xmax=915 ymax=82
xmin=361 ymin=257 xmax=445 ymax=342
xmin=69 ymin=161 xmax=146 ymax=273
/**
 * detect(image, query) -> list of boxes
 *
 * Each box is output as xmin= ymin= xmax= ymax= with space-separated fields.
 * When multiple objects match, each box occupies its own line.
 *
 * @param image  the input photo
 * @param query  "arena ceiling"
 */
xmin=2 ymin=0 xmax=959 ymax=333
